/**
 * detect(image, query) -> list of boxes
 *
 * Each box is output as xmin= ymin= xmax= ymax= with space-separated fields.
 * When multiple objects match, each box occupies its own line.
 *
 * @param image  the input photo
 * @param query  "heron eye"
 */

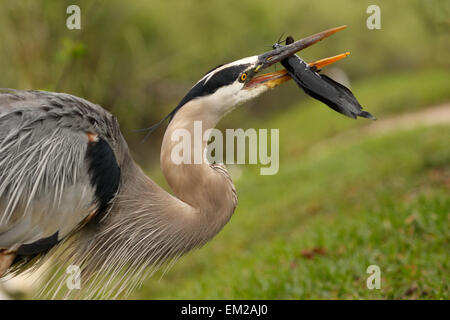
xmin=239 ymin=72 xmax=247 ymax=82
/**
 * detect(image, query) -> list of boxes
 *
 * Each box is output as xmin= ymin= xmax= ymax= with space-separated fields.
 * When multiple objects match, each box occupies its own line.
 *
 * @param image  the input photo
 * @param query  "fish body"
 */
xmin=274 ymin=41 xmax=375 ymax=120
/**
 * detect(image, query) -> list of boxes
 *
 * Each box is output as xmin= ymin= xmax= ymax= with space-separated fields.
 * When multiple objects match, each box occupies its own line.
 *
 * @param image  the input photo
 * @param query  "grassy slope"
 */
xmin=135 ymin=68 xmax=450 ymax=299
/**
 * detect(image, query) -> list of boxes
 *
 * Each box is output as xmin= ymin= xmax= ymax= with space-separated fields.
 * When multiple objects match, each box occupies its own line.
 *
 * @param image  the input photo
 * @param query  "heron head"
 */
xmin=167 ymin=26 xmax=347 ymax=120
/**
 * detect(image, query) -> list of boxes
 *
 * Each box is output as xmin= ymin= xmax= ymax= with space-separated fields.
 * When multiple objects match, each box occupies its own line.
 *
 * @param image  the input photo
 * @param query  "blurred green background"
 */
xmin=0 ymin=0 xmax=448 ymax=299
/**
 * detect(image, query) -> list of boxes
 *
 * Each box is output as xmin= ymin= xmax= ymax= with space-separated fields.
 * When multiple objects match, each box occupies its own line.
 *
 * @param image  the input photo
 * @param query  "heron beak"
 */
xmin=307 ymin=52 xmax=350 ymax=70
xmin=245 ymin=25 xmax=348 ymax=89
xmin=245 ymin=69 xmax=291 ymax=89
xmin=258 ymin=25 xmax=347 ymax=68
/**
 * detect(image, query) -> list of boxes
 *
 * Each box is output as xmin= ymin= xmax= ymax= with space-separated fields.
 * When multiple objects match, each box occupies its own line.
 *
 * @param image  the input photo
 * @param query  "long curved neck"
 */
xmin=160 ymin=100 xmax=237 ymax=236
xmin=104 ymin=98 xmax=237 ymax=251
xmin=68 ymin=101 xmax=237 ymax=298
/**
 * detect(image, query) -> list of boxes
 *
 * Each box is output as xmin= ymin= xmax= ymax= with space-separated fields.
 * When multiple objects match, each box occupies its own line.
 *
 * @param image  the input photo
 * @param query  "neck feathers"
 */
xmin=56 ymin=105 xmax=237 ymax=298
xmin=160 ymin=100 xmax=237 ymax=232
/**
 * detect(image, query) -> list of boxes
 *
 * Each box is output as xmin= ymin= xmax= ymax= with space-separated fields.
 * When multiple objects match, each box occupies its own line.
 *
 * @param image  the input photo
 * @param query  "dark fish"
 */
xmin=274 ymin=37 xmax=375 ymax=120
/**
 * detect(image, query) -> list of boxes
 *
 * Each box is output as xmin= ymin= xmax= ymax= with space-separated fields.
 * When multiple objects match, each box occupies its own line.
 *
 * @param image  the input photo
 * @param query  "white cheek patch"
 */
xmin=201 ymin=82 xmax=244 ymax=114
xmin=235 ymin=85 xmax=269 ymax=105
xmin=202 ymin=80 xmax=270 ymax=116
xmin=185 ymin=55 xmax=269 ymax=116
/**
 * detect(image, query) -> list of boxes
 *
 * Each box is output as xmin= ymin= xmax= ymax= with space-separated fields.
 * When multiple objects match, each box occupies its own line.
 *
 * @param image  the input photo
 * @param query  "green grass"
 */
xmin=136 ymin=126 xmax=449 ymax=299
xmin=133 ymin=69 xmax=449 ymax=299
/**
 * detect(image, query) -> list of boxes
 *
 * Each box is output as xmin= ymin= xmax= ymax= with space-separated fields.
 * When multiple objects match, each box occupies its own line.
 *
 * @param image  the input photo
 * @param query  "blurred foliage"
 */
xmin=136 ymin=124 xmax=449 ymax=299
xmin=133 ymin=67 xmax=449 ymax=299
xmin=0 ymin=0 xmax=448 ymax=166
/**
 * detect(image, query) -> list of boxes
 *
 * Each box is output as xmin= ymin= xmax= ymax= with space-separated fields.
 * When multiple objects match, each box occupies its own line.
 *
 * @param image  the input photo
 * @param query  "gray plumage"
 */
xmin=0 ymin=88 xmax=238 ymax=299
xmin=0 ymin=90 xmax=119 ymax=242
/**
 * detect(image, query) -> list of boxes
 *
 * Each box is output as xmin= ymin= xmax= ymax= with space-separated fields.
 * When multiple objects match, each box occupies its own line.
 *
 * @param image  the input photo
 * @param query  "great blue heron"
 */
xmin=0 ymin=26 xmax=370 ymax=298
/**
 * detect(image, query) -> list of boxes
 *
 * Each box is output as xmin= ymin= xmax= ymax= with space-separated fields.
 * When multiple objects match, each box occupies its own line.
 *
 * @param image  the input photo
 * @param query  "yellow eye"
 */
xmin=240 ymin=72 xmax=247 ymax=82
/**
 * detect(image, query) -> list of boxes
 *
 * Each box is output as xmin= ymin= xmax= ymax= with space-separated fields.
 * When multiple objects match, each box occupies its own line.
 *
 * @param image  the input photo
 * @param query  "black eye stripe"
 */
xmin=166 ymin=63 xmax=251 ymax=120
xmin=203 ymin=64 xmax=249 ymax=89
xmin=203 ymin=64 xmax=225 ymax=76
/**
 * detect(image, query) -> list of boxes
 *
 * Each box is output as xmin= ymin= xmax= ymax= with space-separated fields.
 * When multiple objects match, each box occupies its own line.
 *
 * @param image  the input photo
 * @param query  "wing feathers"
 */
xmin=0 ymin=90 xmax=120 ymax=260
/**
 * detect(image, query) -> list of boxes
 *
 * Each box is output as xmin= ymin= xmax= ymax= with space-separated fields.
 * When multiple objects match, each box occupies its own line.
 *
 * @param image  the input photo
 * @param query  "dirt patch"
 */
xmin=364 ymin=103 xmax=450 ymax=134
xmin=310 ymin=103 xmax=450 ymax=154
